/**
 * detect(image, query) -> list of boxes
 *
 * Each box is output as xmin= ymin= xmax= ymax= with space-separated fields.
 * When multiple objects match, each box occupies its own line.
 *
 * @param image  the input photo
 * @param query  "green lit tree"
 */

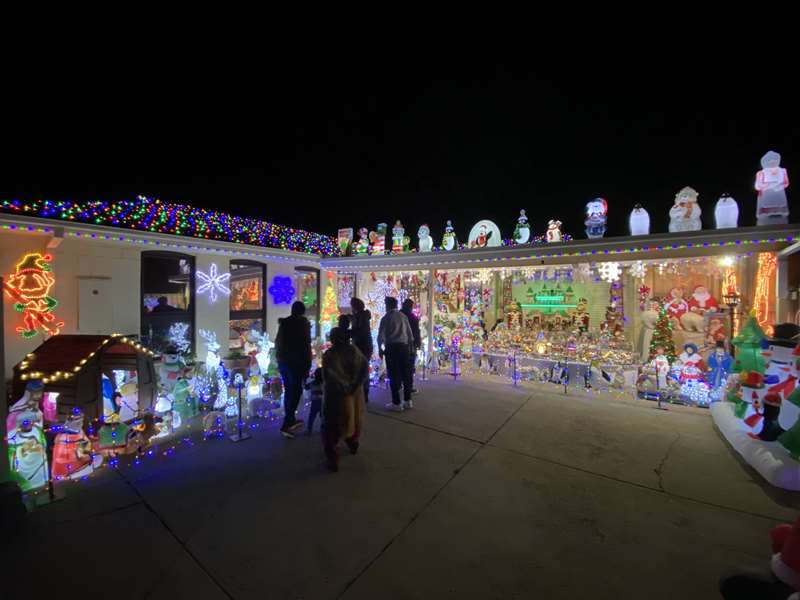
xmin=648 ymin=303 xmax=676 ymax=363
xmin=731 ymin=313 xmax=766 ymax=374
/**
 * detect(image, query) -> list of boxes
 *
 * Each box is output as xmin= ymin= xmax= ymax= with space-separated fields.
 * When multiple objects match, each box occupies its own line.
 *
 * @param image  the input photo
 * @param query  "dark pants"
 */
xmin=307 ymin=395 xmax=322 ymax=432
xmin=385 ymin=343 xmax=412 ymax=405
xmin=363 ymin=377 xmax=370 ymax=404
xmin=279 ymin=363 xmax=305 ymax=429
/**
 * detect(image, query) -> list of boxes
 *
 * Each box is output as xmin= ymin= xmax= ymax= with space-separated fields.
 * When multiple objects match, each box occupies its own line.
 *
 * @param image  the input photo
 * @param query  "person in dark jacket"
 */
xmin=349 ymin=297 xmax=374 ymax=403
xmin=275 ymin=301 xmax=312 ymax=438
xmin=401 ymin=298 xmax=422 ymax=394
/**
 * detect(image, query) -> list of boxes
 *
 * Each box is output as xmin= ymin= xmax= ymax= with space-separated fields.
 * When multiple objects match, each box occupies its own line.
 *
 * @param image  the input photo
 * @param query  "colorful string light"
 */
xmin=754 ymin=252 xmax=777 ymax=334
xmin=1 ymin=196 xmax=339 ymax=256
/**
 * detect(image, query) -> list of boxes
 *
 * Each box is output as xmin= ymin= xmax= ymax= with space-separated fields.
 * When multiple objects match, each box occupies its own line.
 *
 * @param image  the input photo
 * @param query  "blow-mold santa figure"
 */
xmin=628 ymin=204 xmax=650 ymax=236
xmin=683 ymin=284 xmax=719 ymax=334
xmin=584 ymin=198 xmax=608 ymax=239
xmin=756 ymin=150 xmax=790 ymax=226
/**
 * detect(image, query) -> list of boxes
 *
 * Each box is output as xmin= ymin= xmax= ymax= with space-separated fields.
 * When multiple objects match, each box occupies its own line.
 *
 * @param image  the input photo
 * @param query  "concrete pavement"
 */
xmin=3 ymin=374 xmax=799 ymax=599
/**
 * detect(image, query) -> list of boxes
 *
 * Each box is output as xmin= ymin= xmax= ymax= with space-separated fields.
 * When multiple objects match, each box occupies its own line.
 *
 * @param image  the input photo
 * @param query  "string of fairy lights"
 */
xmin=1 ymin=196 xmax=339 ymax=256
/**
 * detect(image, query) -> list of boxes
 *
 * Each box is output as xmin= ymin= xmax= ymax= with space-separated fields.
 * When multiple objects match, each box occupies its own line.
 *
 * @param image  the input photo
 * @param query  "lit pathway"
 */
xmin=4 ymin=375 xmax=799 ymax=599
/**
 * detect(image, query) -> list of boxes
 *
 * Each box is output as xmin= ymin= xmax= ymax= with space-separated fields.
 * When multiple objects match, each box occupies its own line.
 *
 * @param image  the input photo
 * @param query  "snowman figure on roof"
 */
xmin=442 ymin=220 xmax=458 ymax=251
xmin=513 ymin=210 xmax=530 ymax=244
xmin=546 ymin=220 xmax=562 ymax=243
xmin=628 ymin=204 xmax=650 ymax=236
xmin=755 ymin=150 xmax=790 ymax=226
xmin=584 ymin=198 xmax=608 ymax=239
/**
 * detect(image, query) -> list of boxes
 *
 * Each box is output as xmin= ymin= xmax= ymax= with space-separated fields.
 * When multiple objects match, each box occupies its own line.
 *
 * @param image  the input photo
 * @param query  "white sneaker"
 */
xmin=403 ymin=400 xmax=414 ymax=410
xmin=386 ymin=403 xmax=404 ymax=413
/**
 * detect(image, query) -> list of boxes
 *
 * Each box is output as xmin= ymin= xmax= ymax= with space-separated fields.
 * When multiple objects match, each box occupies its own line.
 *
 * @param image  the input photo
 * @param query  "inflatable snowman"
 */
xmin=628 ymin=204 xmax=650 ymax=236
xmin=668 ymin=187 xmax=702 ymax=232
xmin=755 ymin=150 xmax=790 ymax=226
xmin=714 ymin=194 xmax=739 ymax=229
xmin=764 ymin=324 xmax=800 ymax=432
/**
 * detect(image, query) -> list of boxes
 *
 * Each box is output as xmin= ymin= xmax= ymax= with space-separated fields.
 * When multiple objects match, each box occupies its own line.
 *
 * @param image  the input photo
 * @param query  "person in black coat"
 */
xmin=349 ymin=297 xmax=373 ymax=403
xmin=275 ymin=301 xmax=312 ymax=438
xmin=401 ymin=298 xmax=422 ymax=394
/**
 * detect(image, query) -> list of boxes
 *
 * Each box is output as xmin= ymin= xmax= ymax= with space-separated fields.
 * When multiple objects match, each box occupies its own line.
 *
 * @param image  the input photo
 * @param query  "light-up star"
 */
xmin=197 ymin=263 xmax=231 ymax=303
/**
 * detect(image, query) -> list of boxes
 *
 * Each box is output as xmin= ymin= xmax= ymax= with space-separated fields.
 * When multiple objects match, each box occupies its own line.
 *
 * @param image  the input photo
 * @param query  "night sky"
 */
xmin=3 ymin=58 xmax=796 ymax=241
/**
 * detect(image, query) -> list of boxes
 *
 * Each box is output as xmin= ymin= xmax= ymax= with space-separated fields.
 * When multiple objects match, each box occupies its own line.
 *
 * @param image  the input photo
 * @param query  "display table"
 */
xmin=711 ymin=401 xmax=800 ymax=491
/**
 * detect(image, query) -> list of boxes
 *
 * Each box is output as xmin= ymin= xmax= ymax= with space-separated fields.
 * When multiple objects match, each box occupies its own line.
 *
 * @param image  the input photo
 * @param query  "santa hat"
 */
xmin=772 ymin=516 xmax=800 ymax=590
xmin=742 ymin=371 xmax=765 ymax=388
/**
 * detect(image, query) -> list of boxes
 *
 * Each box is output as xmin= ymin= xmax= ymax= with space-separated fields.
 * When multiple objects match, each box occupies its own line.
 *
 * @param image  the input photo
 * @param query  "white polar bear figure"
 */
xmin=628 ymin=204 xmax=650 ymax=236
xmin=669 ymin=187 xmax=702 ymax=233
xmin=417 ymin=224 xmax=434 ymax=252
xmin=714 ymin=194 xmax=739 ymax=229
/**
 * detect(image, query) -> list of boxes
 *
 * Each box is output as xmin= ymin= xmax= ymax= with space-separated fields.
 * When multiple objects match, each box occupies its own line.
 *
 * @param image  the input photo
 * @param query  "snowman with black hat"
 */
xmin=765 ymin=323 xmax=800 ymax=432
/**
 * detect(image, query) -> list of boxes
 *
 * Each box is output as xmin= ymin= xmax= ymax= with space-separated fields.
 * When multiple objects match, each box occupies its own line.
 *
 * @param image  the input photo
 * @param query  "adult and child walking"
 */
xmin=274 ymin=296 xmax=420 ymax=471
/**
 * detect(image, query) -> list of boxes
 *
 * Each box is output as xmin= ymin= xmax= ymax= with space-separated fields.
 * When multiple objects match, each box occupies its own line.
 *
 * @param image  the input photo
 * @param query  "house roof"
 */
xmin=16 ymin=334 xmax=155 ymax=384
xmin=1 ymin=196 xmax=339 ymax=257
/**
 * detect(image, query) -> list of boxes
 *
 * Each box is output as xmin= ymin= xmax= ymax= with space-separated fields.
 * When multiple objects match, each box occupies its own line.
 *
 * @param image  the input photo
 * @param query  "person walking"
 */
xmin=349 ymin=297 xmax=374 ymax=403
xmin=321 ymin=327 xmax=368 ymax=472
xmin=378 ymin=296 xmax=414 ymax=412
xmin=275 ymin=301 xmax=312 ymax=438
xmin=400 ymin=298 xmax=422 ymax=394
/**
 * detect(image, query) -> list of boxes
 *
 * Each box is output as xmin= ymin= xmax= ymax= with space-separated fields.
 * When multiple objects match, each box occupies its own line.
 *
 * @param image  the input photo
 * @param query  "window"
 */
xmin=229 ymin=261 xmax=266 ymax=350
xmin=141 ymin=252 xmax=195 ymax=353
xmin=295 ymin=267 xmax=320 ymax=339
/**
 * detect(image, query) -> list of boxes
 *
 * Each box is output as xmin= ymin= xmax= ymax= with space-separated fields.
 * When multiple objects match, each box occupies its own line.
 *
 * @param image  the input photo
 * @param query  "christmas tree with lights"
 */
xmin=320 ymin=275 xmax=338 ymax=328
xmin=648 ymin=303 xmax=676 ymax=363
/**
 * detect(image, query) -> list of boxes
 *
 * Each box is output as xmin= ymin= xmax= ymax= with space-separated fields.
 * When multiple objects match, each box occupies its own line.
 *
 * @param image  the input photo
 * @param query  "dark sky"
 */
xmin=3 ymin=56 xmax=797 ymax=241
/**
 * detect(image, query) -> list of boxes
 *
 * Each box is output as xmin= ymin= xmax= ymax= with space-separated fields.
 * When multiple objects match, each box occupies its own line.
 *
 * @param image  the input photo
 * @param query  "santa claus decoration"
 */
xmin=756 ymin=150 xmax=790 ymax=226
xmin=668 ymin=187 xmax=702 ymax=233
xmin=714 ymin=194 xmax=739 ymax=229
xmin=687 ymin=285 xmax=719 ymax=315
xmin=628 ymin=204 xmax=650 ymax=236
xmin=665 ymin=287 xmax=689 ymax=325
xmin=681 ymin=285 xmax=719 ymax=332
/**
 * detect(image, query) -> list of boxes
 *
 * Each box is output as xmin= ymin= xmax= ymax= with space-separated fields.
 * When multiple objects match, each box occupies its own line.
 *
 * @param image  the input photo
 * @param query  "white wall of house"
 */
xmin=1 ymin=228 xmax=322 ymax=377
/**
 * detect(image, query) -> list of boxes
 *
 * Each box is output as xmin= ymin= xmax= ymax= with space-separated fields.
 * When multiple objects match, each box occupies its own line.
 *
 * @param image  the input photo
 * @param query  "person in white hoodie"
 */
xmin=378 ymin=296 xmax=415 ymax=411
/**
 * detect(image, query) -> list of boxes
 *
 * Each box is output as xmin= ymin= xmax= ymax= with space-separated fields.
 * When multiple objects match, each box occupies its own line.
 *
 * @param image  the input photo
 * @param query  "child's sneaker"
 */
xmin=403 ymin=400 xmax=414 ymax=410
xmin=289 ymin=419 xmax=305 ymax=432
xmin=280 ymin=428 xmax=295 ymax=439
xmin=385 ymin=403 xmax=404 ymax=413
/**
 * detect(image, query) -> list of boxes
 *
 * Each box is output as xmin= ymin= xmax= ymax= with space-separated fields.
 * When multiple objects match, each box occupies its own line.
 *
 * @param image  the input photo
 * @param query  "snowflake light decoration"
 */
xmin=598 ymin=261 xmax=621 ymax=283
xmin=628 ymin=260 xmax=647 ymax=279
xmin=268 ymin=276 xmax=295 ymax=305
xmin=197 ymin=263 xmax=231 ymax=303
xmin=167 ymin=322 xmax=191 ymax=354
